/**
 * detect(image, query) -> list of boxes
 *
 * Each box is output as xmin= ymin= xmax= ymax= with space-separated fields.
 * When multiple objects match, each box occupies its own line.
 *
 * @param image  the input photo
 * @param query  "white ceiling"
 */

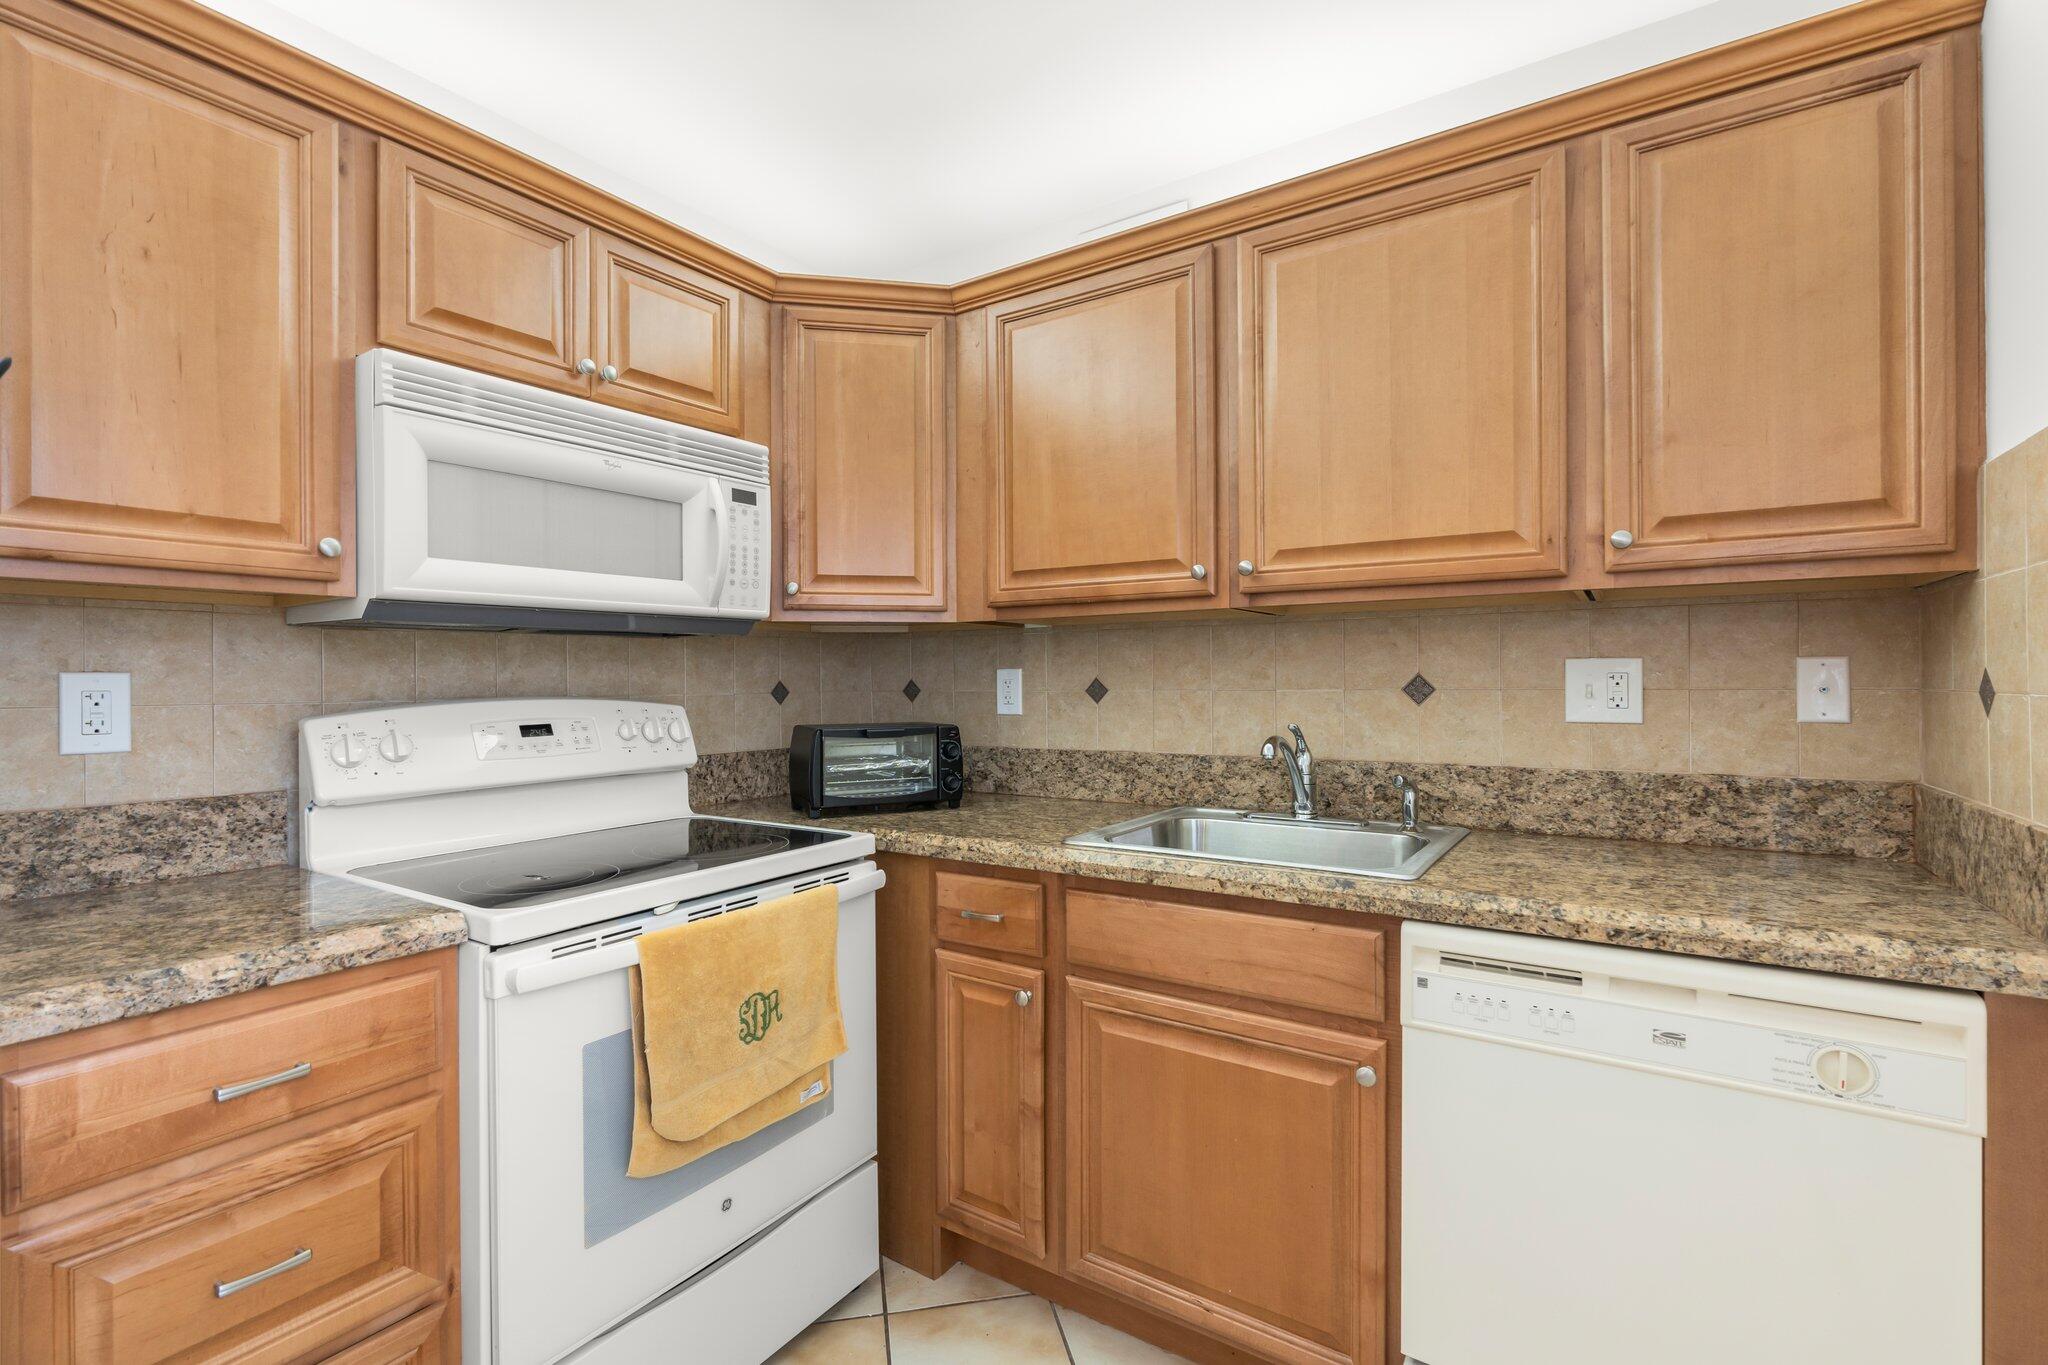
xmin=204 ymin=0 xmax=1849 ymax=283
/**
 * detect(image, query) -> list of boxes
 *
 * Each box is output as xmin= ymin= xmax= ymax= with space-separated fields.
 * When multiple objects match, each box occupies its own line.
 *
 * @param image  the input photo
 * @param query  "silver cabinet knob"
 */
xmin=576 ymin=357 xmax=597 ymax=375
xmin=599 ymin=364 xmax=619 ymax=383
xmin=1609 ymin=529 xmax=1635 ymax=550
xmin=1237 ymin=560 xmax=1254 ymax=576
xmin=1190 ymin=563 xmax=1207 ymax=580
xmin=785 ymin=581 xmax=799 ymax=596
xmin=1014 ymin=989 xmax=1033 ymax=1008
xmin=317 ymin=537 xmax=342 ymax=558
xmin=1355 ymin=1065 xmax=1378 ymax=1088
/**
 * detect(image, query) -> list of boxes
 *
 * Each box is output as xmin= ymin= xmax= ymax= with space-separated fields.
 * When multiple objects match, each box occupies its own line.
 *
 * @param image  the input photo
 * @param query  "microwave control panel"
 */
xmin=725 ymin=486 xmax=768 ymax=613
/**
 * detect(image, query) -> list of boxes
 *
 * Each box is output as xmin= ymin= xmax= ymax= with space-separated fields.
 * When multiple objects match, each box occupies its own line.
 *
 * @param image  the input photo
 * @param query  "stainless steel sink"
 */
xmin=1064 ymin=806 xmax=1468 ymax=881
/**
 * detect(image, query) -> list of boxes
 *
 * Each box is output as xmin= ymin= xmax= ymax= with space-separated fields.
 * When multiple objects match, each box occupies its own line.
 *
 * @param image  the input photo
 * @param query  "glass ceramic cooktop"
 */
xmin=351 ymin=816 xmax=848 ymax=910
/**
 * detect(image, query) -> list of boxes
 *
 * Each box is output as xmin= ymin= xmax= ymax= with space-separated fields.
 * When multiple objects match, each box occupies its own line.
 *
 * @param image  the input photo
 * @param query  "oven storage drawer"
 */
xmin=1 ymin=1095 xmax=449 ymax=1365
xmin=2 ymin=965 xmax=445 ymax=1212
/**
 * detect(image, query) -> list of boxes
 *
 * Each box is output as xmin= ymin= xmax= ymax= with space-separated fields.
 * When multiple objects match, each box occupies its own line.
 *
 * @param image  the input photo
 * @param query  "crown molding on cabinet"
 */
xmin=36 ymin=0 xmax=1985 ymax=313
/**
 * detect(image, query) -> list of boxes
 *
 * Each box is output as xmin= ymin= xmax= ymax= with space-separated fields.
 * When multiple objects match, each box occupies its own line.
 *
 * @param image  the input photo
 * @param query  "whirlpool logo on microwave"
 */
xmin=1651 ymin=1028 xmax=1689 ymax=1049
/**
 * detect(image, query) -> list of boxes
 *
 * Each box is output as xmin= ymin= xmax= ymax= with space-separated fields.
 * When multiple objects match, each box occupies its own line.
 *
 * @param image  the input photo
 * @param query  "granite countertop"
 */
xmin=0 ymin=866 xmax=467 ymax=1047
xmin=707 ymin=794 xmax=2048 ymax=999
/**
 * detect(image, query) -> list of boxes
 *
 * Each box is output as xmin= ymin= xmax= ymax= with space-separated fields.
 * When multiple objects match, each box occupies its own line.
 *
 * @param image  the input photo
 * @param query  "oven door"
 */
xmin=368 ymin=401 xmax=730 ymax=614
xmin=465 ymin=865 xmax=880 ymax=1365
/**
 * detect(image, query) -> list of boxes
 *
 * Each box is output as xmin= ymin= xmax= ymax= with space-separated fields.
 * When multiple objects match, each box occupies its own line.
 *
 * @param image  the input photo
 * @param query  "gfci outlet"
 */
xmin=995 ymin=668 xmax=1024 ymax=716
xmin=1565 ymin=658 xmax=1643 ymax=725
xmin=59 ymin=672 xmax=132 ymax=754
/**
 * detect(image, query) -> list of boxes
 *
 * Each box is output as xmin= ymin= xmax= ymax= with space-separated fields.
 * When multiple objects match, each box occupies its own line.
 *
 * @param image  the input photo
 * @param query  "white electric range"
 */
xmin=298 ymin=698 xmax=881 ymax=1365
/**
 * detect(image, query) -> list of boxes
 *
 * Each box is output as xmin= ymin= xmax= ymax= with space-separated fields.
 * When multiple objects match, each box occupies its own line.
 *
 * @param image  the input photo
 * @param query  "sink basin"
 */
xmin=1064 ymin=806 xmax=1468 ymax=881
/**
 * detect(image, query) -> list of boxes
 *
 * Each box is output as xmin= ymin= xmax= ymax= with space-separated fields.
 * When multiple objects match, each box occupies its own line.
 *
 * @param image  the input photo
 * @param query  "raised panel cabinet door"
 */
xmin=983 ymin=246 xmax=1217 ymax=607
xmin=1065 ymin=978 xmax=1387 ymax=1365
xmin=377 ymin=141 xmax=591 ymax=390
xmin=593 ymin=232 xmax=744 ymax=432
xmin=0 ymin=0 xmax=347 ymax=583
xmin=1600 ymin=40 xmax=1960 ymax=571
xmin=934 ymin=949 xmax=1045 ymax=1259
xmin=1234 ymin=148 xmax=1568 ymax=594
xmin=780 ymin=307 xmax=949 ymax=611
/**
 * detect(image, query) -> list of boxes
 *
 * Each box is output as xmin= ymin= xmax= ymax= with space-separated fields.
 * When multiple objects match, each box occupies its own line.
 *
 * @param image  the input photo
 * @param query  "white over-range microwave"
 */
xmin=289 ymin=349 xmax=770 ymax=634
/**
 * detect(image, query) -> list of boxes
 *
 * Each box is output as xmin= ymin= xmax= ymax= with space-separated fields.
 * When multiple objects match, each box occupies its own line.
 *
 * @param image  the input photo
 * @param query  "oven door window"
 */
xmin=373 ymin=409 xmax=726 ymax=611
xmin=822 ymin=732 xmax=936 ymax=802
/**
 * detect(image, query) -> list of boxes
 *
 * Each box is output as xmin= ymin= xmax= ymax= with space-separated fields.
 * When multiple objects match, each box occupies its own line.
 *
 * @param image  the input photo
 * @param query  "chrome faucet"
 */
xmin=1262 ymin=724 xmax=1316 ymax=820
xmin=1391 ymin=773 xmax=1418 ymax=831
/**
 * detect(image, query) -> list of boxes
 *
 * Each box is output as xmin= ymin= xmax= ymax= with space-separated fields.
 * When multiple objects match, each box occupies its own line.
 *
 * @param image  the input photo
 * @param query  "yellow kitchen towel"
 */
xmin=626 ymin=972 xmax=831 ymax=1178
xmin=626 ymin=884 xmax=847 ymax=1174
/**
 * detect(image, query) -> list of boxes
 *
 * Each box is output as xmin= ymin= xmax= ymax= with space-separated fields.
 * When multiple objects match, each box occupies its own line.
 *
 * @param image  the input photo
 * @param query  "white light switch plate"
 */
xmin=1797 ymin=657 xmax=1851 ymax=722
xmin=1564 ymin=658 xmax=1643 ymax=724
xmin=59 ymin=672 xmax=131 ymax=753
xmin=995 ymin=668 xmax=1024 ymax=716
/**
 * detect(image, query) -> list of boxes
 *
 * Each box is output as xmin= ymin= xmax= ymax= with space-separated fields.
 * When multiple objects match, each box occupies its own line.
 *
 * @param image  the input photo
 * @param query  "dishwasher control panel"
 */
xmin=1410 ymin=968 xmax=1972 ymax=1129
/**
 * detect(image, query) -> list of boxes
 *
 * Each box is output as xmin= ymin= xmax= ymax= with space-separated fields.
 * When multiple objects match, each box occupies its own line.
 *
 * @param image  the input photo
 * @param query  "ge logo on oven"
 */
xmin=738 ymin=989 xmax=783 ymax=1045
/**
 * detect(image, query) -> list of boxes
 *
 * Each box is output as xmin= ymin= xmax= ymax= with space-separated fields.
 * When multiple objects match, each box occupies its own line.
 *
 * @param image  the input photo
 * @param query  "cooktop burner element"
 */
xmin=352 ymin=816 xmax=847 ymax=910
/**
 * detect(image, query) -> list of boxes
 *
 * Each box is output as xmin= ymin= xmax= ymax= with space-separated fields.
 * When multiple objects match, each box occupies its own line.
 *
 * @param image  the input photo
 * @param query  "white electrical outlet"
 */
xmin=1797 ymin=657 xmax=1851 ymax=722
xmin=995 ymin=668 xmax=1024 ymax=716
xmin=59 ymin=672 xmax=132 ymax=753
xmin=1564 ymin=658 xmax=1643 ymax=724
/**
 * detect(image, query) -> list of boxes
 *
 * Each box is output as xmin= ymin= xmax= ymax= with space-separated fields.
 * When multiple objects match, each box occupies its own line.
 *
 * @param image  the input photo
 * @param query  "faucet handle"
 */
xmin=1287 ymin=723 xmax=1311 ymax=757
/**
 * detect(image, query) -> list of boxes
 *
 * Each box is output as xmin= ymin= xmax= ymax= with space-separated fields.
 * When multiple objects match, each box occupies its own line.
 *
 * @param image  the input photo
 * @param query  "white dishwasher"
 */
xmin=1401 ymin=924 xmax=1984 ymax=1365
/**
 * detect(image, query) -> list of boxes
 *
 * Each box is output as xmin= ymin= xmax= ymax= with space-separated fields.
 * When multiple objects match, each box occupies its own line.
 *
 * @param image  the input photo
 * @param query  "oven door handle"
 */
xmin=505 ymin=868 xmax=886 ymax=996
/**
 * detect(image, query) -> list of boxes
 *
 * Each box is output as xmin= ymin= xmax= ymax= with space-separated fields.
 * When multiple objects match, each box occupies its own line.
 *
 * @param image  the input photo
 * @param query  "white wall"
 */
xmin=1984 ymin=0 xmax=2048 ymax=457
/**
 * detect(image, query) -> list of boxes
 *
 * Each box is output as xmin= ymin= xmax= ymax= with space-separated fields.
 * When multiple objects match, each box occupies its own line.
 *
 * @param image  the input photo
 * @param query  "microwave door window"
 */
xmin=822 ymin=733 xmax=936 ymax=801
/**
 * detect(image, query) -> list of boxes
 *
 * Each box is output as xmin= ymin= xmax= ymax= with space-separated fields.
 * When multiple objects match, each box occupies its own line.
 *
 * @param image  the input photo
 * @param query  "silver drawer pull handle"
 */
xmin=1014 ymin=989 xmax=1033 ymax=1008
xmin=214 ymin=1062 xmax=311 ymax=1103
xmin=215 ymin=1247 xmax=311 ymax=1298
xmin=958 ymin=909 xmax=1005 ymax=924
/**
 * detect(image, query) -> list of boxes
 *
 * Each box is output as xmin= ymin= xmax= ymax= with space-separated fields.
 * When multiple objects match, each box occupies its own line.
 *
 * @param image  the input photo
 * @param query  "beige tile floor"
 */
xmin=770 ymin=1256 xmax=1190 ymax=1363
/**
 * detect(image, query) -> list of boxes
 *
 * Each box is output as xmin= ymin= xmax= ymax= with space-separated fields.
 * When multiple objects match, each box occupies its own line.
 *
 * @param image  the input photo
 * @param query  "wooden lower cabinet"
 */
xmin=934 ymin=948 xmax=1047 ymax=1260
xmin=1065 ymin=979 xmax=1387 ymax=1365
xmin=0 ymin=953 xmax=459 ymax=1364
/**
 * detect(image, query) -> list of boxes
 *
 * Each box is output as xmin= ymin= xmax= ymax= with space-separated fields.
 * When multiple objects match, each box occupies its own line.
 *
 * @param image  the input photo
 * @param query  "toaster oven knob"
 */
xmin=941 ymin=771 xmax=963 ymax=794
xmin=616 ymin=720 xmax=637 ymax=742
xmin=640 ymin=719 xmax=664 ymax=743
xmin=665 ymin=719 xmax=688 ymax=743
xmin=939 ymin=738 xmax=962 ymax=762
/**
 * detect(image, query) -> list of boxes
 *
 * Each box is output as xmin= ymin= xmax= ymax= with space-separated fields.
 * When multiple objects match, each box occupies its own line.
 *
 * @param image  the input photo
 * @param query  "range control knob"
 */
xmin=640 ymin=719 xmax=664 ymax=743
xmin=1812 ymin=1045 xmax=1877 ymax=1098
xmin=665 ymin=718 xmax=688 ymax=743
xmin=328 ymin=733 xmax=367 ymax=769
xmin=377 ymin=727 xmax=414 ymax=764
xmin=616 ymin=719 xmax=637 ymax=742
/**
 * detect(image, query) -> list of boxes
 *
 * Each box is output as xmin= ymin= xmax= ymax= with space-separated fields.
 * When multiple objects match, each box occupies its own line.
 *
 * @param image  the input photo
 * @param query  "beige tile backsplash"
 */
xmin=0 ymin=576 xmax=1943 ymax=814
xmin=1920 ymin=423 xmax=2048 ymax=826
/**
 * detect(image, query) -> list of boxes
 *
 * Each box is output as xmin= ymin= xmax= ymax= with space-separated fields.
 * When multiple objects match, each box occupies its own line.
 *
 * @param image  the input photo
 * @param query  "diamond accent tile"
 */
xmin=770 ymin=680 xmax=790 ymax=705
xmin=1403 ymin=673 xmax=1436 ymax=706
xmin=903 ymin=679 xmax=921 ymax=702
xmin=1980 ymin=669 xmax=1996 ymax=716
xmin=1085 ymin=677 xmax=1109 ymax=704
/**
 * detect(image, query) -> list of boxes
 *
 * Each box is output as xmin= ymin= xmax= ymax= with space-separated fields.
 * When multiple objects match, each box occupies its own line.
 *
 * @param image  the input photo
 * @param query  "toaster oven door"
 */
xmin=821 ymin=730 xmax=938 ymax=804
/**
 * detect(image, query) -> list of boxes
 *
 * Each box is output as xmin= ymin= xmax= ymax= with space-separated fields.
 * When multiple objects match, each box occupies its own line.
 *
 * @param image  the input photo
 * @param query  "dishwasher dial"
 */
xmin=1811 ymin=1045 xmax=1877 ymax=1098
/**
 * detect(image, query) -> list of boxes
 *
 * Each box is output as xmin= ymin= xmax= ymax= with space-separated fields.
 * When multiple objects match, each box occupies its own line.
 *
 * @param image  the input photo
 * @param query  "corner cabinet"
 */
xmin=1231 ymin=149 xmax=1569 ymax=596
xmin=379 ymin=144 xmax=751 ymax=433
xmin=1598 ymin=39 xmax=1969 ymax=573
xmin=0 ymin=0 xmax=353 ymax=593
xmin=972 ymin=246 xmax=1219 ymax=610
xmin=777 ymin=306 xmax=951 ymax=614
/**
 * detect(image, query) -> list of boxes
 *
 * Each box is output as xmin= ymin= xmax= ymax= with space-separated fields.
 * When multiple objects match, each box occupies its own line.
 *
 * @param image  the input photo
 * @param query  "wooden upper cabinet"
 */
xmin=779 ymin=307 xmax=949 ymax=612
xmin=982 ymin=247 xmax=1217 ymax=608
xmin=1064 ymin=977 xmax=1387 ymax=1365
xmin=1233 ymin=149 xmax=1569 ymax=594
xmin=593 ymin=231 xmax=743 ymax=432
xmin=935 ymin=949 xmax=1046 ymax=1260
xmin=1600 ymin=40 xmax=1962 ymax=572
xmin=377 ymin=141 xmax=591 ymax=390
xmin=0 ymin=0 xmax=348 ymax=587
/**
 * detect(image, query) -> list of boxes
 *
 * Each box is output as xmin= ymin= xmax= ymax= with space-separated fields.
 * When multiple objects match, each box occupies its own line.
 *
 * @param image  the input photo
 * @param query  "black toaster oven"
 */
xmin=790 ymin=723 xmax=963 ymax=818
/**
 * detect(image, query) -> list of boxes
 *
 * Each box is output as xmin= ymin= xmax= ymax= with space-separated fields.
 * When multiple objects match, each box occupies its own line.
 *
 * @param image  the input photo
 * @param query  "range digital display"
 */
xmin=519 ymin=723 xmax=555 ymax=738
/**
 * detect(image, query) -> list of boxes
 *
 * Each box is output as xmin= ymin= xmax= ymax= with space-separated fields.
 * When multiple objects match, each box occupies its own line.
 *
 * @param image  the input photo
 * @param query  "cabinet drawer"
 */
xmin=1066 ymin=889 xmax=1384 ymax=1022
xmin=5 ymin=1096 xmax=446 ymax=1365
xmin=2 ymin=966 xmax=443 ymax=1211
xmin=934 ymin=871 xmax=1045 ymax=957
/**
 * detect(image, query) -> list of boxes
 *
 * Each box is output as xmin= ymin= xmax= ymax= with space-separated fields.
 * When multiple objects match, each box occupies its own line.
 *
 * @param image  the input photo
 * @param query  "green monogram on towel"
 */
xmin=737 ymin=989 xmax=782 ymax=1045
